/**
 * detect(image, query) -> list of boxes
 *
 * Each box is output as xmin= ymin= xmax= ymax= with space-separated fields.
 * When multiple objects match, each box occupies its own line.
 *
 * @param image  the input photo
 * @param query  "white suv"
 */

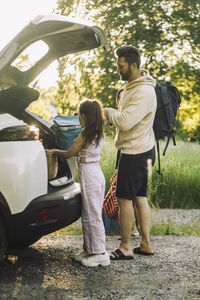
xmin=0 ymin=14 xmax=107 ymax=261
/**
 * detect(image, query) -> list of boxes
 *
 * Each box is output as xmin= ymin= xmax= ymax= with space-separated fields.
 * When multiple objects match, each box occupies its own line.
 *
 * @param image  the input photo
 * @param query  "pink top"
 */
xmin=77 ymin=137 xmax=103 ymax=163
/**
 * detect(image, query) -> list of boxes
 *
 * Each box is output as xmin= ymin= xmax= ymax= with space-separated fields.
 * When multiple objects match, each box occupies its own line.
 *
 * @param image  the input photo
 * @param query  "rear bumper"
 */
xmin=8 ymin=183 xmax=81 ymax=247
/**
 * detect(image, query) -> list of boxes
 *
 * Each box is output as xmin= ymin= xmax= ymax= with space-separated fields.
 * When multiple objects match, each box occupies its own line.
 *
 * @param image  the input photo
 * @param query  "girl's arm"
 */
xmin=46 ymin=134 xmax=85 ymax=159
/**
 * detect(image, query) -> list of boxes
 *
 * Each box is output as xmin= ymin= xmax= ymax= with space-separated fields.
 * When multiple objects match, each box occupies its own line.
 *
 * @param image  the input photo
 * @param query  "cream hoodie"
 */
xmin=105 ymin=69 xmax=157 ymax=154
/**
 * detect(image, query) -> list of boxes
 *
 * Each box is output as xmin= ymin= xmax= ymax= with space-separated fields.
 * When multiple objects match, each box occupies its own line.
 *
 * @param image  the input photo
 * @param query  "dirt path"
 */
xmin=0 ymin=233 xmax=200 ymax=300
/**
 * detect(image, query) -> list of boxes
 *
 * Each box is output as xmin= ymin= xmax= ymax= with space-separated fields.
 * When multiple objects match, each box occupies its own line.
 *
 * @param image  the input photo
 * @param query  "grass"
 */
xmin=149 ymin=139 xmax=200 ymax=208
xmin=100 ymin=136 xmax=118 ymax=192
xmin=52 ymin=220 xmax=200 ymax=236
xmin=151 ymin=221 xmax=200 ymax=236
xmin=52 ymin=224 xmax=83 ymax=236
xmin=101 ymin=136 xmax=200 ymax=209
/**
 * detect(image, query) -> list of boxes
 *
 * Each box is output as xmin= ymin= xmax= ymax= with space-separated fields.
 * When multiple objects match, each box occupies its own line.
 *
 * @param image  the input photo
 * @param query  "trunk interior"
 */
xmin=0 ymin=85 xmax=75 ymax=190
xmin=20 ymin=109 xmax=74 ymax=189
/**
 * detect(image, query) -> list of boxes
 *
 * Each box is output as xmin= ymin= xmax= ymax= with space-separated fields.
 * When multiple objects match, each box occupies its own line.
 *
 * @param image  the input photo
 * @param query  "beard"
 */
xmin=120 ymin=65 xmax=132 ymax=81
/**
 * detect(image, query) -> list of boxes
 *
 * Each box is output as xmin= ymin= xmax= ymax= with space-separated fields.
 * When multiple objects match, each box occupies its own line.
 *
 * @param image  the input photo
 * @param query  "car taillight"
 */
xmin=0 ymin=125 xmax=39 ymax=141
xmin=37 ymin=209 xmax=48 ymax=223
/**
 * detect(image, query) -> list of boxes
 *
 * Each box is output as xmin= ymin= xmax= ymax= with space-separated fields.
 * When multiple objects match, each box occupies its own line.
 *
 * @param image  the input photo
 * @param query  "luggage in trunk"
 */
xmin=54 ymin=115 xmax=82 ymax=150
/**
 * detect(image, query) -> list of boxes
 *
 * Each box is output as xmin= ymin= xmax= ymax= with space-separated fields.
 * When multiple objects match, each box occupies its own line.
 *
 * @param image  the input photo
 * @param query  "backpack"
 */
xmin=153 ymin=81 xmax=181 ymax=176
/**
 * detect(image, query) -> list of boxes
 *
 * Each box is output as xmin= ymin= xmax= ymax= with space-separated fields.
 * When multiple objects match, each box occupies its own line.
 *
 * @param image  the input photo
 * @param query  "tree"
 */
xmin=172 ymin=60 xmax=200 ymax=141
xmin=52 ymin=57 xmax=81 ymax=115
xmin=54 ymin=0 xmax=200 ymax=140
xmin=28 ymin=87 xmax=57 ymax=120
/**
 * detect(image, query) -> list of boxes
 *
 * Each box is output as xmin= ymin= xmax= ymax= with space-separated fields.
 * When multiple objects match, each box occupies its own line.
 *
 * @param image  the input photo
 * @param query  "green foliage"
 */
xmin=149 ymin=139 xmax=200 ymax=208
xmin=27 ymin=87 xmax=57 ymax=120
xmin=28 ymin=99 xmax=52 ymax=120
xmin=52 ymin=223 xmax=83 ymax=236
xmin=101 ymin=137 xmax=200 ymax=209
xmin=100 ymin=136 xmax=118 ymax=192
xmin=151 ymin=221 xmax=200 ymax=236
xmin=54 ymin=0 xmax=200 ymax=140
xmin=52 ymin=57 xmax=81 ymax=115
xmin=169 ymin=61 xmax=200 ymax=141
xmin=52 ymin=219 xmax=200 ymax=236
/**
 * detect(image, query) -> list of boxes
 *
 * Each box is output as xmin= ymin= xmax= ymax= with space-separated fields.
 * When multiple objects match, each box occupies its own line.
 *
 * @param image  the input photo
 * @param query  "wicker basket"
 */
xmin=46 ymin=152 xmax=58 ymax=180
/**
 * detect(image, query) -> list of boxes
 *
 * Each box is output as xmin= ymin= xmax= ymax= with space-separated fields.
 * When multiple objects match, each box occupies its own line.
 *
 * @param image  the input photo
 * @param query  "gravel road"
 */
xmin=0 ymin=209 xmax=200 ymax=300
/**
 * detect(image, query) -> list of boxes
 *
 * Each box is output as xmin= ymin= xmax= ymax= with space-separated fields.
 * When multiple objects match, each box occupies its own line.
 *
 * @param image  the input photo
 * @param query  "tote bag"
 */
xmin=103 ymin=171 xmax=119 ymax=220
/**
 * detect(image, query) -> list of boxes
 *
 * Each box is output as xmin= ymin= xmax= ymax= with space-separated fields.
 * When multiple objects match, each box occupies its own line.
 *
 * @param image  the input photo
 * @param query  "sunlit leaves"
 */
xmin=55 ymin=0 xmax=200 ymax=140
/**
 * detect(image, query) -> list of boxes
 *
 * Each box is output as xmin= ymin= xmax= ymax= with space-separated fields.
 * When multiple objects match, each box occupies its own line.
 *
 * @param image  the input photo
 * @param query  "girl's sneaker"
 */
xmin=81 ymin=252 xmax=110 ymax=267
xmin=74 ymin=250 xmax=88 ymax=262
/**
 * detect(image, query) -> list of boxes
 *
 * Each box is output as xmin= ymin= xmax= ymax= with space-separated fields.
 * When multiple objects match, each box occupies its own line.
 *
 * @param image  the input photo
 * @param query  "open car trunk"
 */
xmin=20 ymin=109 xmax=76 ymax=189
xmin=0 ymin=14 xmax=108 ymax=190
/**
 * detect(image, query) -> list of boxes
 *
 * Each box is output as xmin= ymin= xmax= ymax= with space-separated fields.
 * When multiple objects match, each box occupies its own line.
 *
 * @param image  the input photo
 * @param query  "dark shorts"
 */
xmin=116 ymin=147 xmax=155 ymax=200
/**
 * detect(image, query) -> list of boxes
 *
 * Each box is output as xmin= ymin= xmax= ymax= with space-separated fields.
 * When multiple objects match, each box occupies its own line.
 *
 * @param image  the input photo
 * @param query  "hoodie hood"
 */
xmin=125 ymin=69 xmax=156 ymax=90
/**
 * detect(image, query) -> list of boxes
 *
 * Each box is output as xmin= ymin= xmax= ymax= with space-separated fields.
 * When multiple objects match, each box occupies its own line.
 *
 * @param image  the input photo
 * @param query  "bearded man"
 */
xmin=104 ymin=45 xmax=157 ymax=260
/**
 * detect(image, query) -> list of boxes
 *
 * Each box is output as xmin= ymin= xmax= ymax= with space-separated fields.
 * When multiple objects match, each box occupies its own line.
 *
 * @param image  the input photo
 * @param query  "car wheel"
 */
xmin=14 ymin=237 xmax=40 ymax=249
xmin=0 ymin=216 xmax=7 ymax=262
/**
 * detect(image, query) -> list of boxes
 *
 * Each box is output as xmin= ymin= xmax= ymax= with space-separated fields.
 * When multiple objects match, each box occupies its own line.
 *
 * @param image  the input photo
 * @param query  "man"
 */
xmin=104 ymin=45 xmax=156 ymax=259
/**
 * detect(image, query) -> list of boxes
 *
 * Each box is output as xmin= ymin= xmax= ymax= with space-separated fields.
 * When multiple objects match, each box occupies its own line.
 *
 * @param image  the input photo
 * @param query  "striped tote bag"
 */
xmin=103 ymin=171 xmax=119 ymax=220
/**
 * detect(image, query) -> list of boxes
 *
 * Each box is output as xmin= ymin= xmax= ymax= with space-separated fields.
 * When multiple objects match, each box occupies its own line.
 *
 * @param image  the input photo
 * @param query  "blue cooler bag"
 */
xmin=54 ymin=115 xmax=82 ymax=150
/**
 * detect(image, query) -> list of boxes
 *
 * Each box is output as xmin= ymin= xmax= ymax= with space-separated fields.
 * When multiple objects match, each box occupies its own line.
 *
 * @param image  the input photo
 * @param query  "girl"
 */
xmin=47 ymin=99 xmax=110 ymax=267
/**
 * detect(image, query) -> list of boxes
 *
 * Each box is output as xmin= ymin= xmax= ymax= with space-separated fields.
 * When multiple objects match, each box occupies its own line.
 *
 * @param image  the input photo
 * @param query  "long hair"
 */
xmin=79 ymin=99 xmax=104 ymax=146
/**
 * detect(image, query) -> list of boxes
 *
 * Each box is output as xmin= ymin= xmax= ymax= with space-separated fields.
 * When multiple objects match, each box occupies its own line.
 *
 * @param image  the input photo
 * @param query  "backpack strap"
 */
xmin=159 ymin=83 xmax=173 ymax=129
xmin=163 ymin=130 xmax=176 ymax=156
xmin=156 ymin=138 xmax=163 ymax=180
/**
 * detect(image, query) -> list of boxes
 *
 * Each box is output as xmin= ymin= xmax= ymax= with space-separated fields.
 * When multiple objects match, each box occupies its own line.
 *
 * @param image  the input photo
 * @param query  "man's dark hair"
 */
xmin=115 ymin=45 xmax=141 ymax=68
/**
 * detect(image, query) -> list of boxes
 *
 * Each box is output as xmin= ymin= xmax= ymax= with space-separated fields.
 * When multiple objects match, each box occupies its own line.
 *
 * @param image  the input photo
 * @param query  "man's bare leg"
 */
xmin=131 ymin=207 xmax=139 ymax=235
xmin=118 ymin=205 xmax=139 ymax=238
xmin=134 ymin=205 xmax=140 ymax=230
xmin=118 ymin=198 xmax=134 ymax=256
xmin=134 ymin=196 xmax=153 ymax=253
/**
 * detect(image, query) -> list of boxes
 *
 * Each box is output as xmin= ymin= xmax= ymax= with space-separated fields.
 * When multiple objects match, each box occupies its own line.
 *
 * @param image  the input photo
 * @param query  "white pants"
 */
xmin=78 ymin=162 xmax=106 ymax=254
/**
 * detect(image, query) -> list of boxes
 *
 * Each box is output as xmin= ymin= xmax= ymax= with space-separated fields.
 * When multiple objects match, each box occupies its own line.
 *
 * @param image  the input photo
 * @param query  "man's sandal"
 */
xmin=133 ymin=246 xmax=154 ymax=256
xmin=110 ymin=248 xmax=134 ymax=260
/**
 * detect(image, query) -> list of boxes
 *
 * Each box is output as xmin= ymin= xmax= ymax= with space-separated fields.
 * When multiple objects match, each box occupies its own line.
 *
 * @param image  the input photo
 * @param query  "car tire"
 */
xmin=0 ymin=216 xmax=7 ymax=262
xmin=14 ymin=237 xmax=40 ymax=249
